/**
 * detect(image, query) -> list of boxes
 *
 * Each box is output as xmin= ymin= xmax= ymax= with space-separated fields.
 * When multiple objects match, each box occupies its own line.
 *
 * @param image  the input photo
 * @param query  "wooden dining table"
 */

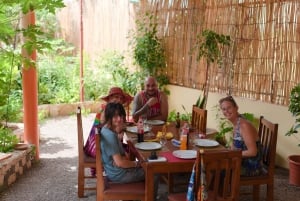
xmin=125 ymin=122 xmax=226 ymax=201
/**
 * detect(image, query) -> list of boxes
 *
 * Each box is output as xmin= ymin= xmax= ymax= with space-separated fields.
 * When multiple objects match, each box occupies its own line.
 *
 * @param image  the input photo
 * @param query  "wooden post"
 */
xmin=80 ymin=0 xmax=84 ymax=102
xmin=21 ymin=10 xmax=39 ymax=160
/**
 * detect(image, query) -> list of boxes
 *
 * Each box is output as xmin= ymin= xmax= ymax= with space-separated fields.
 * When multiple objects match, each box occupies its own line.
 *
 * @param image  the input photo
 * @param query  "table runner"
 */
xmin=160 ymin=151 xmax=195 ymax=163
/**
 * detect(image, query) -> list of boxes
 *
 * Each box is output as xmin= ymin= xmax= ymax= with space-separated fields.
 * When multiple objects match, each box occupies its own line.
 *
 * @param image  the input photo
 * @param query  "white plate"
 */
xmin=135 ymin=142 xmax=162 ymax=150
xmin=126 ymin=126 xmax=150 ymax=133
xmin=194 ymin=139 xmax=219 ymax=147
xmin=172 ymin=150 xmax=197 ymax=159
xmin=145 ymin=120 xmax=165 ymax=125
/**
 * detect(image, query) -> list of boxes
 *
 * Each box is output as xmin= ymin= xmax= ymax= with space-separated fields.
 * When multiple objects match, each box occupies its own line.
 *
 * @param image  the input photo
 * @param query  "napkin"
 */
xmin=156 ymin=132 xmax=174 ymax=139
xmin=148 ymin=156 xmax=167 ymax=162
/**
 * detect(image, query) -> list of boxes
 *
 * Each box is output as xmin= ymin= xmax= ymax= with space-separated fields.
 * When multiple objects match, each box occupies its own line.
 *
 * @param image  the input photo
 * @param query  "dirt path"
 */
xmin=0 ymin=114 xmax=97 ymax=201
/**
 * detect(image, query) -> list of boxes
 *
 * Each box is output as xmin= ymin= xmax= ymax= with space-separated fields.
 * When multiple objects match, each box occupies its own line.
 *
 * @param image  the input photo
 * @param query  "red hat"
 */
xmin=101 ymin=87 xmax=133 ymax=105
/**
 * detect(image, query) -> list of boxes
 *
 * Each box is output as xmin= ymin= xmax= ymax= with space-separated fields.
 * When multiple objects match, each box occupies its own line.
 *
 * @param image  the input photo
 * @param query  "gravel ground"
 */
xmin=0 ymin=114 xmax=299 ymax=201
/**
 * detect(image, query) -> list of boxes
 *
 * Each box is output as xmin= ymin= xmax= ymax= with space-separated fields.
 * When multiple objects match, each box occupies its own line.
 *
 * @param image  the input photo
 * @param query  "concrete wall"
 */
xmin=167 ymin=85 xmax=299 ymax=169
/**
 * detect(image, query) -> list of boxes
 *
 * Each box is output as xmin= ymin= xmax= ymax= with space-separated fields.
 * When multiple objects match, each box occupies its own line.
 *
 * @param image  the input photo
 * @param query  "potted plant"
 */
xmin=193 ymin=29 xmax=231 ymax=108
xmin=286 ymin=83 xmax=300 ymax=186
xmin=129 ymin=12 xmax=169 ymax=94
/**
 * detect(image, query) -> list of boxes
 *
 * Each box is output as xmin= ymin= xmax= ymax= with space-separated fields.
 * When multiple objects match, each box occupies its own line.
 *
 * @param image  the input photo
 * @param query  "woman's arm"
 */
xmin=240 ymin=120 xmax=259 ymax=157
xmin=112 ymin=153 xmax=139 ymax=168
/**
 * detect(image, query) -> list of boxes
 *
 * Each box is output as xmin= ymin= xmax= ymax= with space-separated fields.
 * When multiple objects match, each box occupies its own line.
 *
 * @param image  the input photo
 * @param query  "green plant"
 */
xmin=87 ymin=50 xmax=143 ymax=100
xmin=167 ymin=109 xmax=191 ymax=123
xmin=213 ymin=105 xmax=233 ymax=146
xmin=0 ymin=1 xmax=65 ymax=123
xmin=129 ymin=12 xmax=169 ymax=94
xmin=286 ymin=83 xmax=300 ymax=147
xmin=195 ymin=92 xmax=206 ymax=109
xmin=38 ymin=110 xmax=48 ymax=122
xmin=167 ymin=110 xmax=177 ymax=122
xmin=193 ymin=29 xmax=231 ymax=108
xmin=38 ymin=45 xmax=79 ymax=104
xmin=181 ymin=105 xmax=192 ymax=123
xmin=0 ymin=126 xmax=19 ymax=153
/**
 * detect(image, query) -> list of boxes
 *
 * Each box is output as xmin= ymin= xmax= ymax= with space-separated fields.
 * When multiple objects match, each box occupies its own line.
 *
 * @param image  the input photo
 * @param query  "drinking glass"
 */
xmin=159 ymin=133 xmax=167 ymax=146
xmin=146 ymin=124 xmax=155 ymax=137
xmin=189 ymin=131 xmax=199 ymax=148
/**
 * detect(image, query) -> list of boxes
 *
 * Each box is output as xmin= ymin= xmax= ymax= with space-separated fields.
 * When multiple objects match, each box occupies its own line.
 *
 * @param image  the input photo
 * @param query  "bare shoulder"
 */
xmin=240 ymin=118 xmax=256 ymax=130
xmin=240 ymin=118 xmax=258 ymax=138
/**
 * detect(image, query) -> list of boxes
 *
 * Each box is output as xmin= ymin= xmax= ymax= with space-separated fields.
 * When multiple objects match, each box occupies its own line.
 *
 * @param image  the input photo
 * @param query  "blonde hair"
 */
xmin=219 ymin=96 xmax=238 ymax=107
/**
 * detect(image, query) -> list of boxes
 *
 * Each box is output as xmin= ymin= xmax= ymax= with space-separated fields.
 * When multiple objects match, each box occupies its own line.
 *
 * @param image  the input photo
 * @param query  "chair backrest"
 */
xmin=77 ymin=106 xmax=85 ymax=165
xmin=257 ymin=116 xmax=278 ymax=175
xmin=191 ymin=105 xmax=207 ymax=133
xmin=195 ymin=150 xmax=242 ymax=201
xmin=95 ymin=131 xmax=106 ymax=192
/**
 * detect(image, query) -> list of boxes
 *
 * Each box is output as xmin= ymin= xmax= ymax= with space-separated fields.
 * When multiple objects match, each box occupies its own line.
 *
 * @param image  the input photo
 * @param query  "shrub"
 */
xmin=0 ymin=126 xmax=19 ymax=153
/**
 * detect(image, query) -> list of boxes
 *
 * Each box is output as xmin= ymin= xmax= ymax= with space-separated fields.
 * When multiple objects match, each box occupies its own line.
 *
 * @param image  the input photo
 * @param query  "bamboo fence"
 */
xmin=137 ymin=0 xmax=300 ymax=105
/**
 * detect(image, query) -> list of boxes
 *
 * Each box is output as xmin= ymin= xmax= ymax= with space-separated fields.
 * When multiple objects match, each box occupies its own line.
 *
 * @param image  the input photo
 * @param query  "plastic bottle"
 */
xmin=180 ymin=123 xmax=189 ymax=150
xmin=137 ymin=116 xmax=144 ymax=143
xmin=176 ymin=112 xmax=180 ymax=128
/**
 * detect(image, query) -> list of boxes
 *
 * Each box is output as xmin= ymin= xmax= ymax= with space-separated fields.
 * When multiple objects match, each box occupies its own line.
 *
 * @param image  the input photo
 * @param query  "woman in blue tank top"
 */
xmin=219 ymin=96 xmax=264 ymax=176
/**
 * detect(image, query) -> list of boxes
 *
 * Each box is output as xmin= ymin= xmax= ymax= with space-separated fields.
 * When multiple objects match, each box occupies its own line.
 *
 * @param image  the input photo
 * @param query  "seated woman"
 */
xmin=100 ymin=102 xmax=144 ymax=182
xmin=219 ymin=95 xmax=264 ymax=176
xmin=101 ymin=102 xmax=159 ymax=200
xmin=84 ymin=87 xmax=133 ymax=176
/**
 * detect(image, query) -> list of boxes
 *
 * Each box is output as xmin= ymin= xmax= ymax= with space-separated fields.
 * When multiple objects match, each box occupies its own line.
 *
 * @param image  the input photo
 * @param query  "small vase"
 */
xmin=288 ymin=155 xmax=300 ymax=186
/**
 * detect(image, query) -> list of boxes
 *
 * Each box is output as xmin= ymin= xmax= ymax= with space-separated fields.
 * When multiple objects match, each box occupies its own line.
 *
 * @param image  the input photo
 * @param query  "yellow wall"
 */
xmin=167 ymin=85 xmax=299 ymax=169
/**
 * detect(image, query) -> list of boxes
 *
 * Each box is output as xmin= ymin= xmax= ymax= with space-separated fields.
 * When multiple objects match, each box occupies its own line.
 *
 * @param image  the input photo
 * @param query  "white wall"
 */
xmin=167 ymin=85 xmax=299 ymax=168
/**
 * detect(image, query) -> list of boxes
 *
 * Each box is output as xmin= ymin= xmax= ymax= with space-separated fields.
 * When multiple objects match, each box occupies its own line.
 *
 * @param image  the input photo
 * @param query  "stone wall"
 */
xmin=0 ymin=147 xmax=35 ymax=192
xmin=38 ymin=101 xmax=101 ymax=117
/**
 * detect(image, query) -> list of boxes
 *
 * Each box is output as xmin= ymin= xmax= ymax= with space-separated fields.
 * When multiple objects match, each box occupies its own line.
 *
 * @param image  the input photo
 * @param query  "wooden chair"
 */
xmin=168 ymin=149 xmax=242 ymax=201
xmin=95 ymin=132 xmax=145 ymax=201
xmin=239 ymin=116 xmax=278 ymax=201
xmin=191 ymin=105 xmax=207 ymax=134
xmin=76 ymin=106 xmax=96 ymax=197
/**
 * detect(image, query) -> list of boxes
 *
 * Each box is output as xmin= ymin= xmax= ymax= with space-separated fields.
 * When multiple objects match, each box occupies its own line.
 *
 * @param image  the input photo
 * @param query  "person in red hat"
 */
xmin=84 ymin=87 xmax=133 ymax=176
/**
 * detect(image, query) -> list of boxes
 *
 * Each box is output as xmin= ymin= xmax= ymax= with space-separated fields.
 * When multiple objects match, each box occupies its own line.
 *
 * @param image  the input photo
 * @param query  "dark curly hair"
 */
xmin=104 ymin=102 xmax=126 ymax=125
